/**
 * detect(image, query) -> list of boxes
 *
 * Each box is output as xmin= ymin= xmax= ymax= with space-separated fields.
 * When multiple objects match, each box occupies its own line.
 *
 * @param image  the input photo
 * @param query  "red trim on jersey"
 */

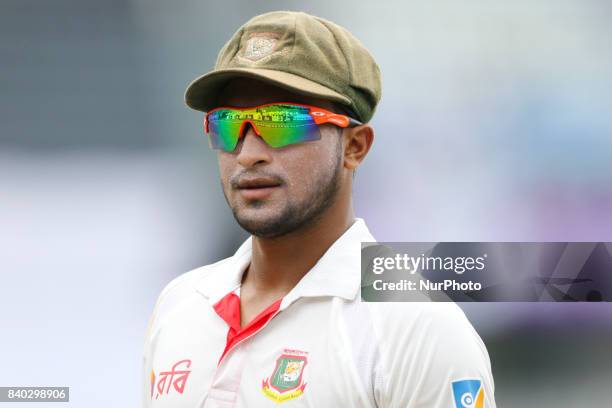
xmin=213 ymin=292 xmax=282 ymax=365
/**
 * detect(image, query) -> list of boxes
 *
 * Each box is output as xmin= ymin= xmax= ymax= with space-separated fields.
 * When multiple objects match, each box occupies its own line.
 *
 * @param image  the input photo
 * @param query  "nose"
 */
xmin=235 ymin=123 xmax=272 ymax=168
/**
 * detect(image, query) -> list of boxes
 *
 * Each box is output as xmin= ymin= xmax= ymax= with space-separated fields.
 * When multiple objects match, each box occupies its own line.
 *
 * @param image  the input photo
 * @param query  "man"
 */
xmin=142 ymin=10 xmax=496 ymax=408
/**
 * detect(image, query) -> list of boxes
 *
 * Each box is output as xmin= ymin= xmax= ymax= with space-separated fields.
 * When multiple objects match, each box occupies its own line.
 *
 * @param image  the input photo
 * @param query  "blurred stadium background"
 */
xmin=1 ymin=0 xmax=611 ymax=406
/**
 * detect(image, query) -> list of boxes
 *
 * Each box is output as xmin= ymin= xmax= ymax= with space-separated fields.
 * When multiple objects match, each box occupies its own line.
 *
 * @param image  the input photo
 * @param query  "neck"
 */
xmin=243 ymin=198 xmax=355 ymax=296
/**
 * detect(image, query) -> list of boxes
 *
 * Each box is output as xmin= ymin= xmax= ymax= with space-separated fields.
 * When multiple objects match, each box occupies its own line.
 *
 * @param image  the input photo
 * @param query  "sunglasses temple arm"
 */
xmin=348 ymin=117 xmax=363 ymax=127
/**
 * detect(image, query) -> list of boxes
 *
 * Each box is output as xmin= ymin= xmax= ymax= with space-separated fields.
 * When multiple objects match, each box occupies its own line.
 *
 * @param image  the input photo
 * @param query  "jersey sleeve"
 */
xmin=141 ymin=287 xmax=165 ymax=408
xmin=374 ymin=303 xmax=496 ymax=408
xmin=140 ymin=267 xmax=207 ymax=408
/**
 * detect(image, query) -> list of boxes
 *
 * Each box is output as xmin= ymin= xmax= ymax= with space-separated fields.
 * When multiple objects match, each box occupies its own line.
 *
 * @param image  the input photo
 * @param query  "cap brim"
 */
xmin=184 ymin=68 xmax=351 ymax=112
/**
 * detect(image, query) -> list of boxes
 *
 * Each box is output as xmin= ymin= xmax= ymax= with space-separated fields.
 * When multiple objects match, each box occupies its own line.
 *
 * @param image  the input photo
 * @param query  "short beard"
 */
xmin=229 ymin=139 xmax=343 ymax=239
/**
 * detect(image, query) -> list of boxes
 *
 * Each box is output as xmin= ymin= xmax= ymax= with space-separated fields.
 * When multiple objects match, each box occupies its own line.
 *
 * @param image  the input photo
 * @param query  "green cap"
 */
xmin=184 ymin=11 xmax=382 ymax=123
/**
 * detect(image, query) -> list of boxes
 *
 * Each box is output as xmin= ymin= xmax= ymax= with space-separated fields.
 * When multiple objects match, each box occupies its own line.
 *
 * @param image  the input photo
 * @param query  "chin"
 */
xmin=233 ymin=207 xmax=294 ymax=239
xmin=234 ymin=208 xmax=275 ymax=229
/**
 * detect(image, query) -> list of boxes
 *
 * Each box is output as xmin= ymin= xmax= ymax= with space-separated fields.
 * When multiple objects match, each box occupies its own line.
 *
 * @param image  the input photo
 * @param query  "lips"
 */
xmin=235 ymin=176 xmax=282 ymax=200
xmin=236 ymin=177 xmax=282 ymax=189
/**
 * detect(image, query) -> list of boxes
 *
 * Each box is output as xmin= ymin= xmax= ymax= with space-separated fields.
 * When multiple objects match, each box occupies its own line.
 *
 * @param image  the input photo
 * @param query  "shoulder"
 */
xmin=367 ymin=301 xmax=491 ymax=367
xmin=157 ymin=258 xmax=229 ymax=304
xmin=364 ymin=302 xmax=496 ymax=407
xmin=144 ymin=257 xmax=232 ymax=338
xmin=367 ymin=301 xmax=483 ymax=345
xmin=156 ymin=256 xmax=235 ymax=311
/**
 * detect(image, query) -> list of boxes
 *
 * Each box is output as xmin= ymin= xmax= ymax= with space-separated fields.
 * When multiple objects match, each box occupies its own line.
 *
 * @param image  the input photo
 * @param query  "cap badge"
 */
xmin=243 ymin=33 xmax=279 ymax=61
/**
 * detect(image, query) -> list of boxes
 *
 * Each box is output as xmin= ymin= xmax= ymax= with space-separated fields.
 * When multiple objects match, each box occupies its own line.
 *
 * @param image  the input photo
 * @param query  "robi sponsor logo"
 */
xmin=152 ymin=359 xmax=192 ymax=400
xmin=451 ymin=379 xmax=485 ymax=408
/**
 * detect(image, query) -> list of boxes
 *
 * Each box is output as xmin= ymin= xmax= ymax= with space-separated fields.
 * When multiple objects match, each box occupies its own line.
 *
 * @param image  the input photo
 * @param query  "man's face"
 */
xmin=215 ymin=78 xmax=346 ymax=238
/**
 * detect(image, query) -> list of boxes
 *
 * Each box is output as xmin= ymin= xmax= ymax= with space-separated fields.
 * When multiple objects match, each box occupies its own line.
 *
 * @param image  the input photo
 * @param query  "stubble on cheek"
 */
xmin=285 ymin=144 xmax=333 ymax=201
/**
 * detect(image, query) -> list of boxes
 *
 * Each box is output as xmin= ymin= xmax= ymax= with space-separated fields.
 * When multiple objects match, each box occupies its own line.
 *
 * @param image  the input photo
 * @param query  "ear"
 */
xmin=343 ymin=124 xmax=374 ymax=170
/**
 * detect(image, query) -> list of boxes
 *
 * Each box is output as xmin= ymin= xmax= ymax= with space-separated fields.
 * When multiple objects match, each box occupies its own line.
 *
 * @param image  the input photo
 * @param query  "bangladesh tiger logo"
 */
xmin=261 ymin=349 xmax=308 ymax=403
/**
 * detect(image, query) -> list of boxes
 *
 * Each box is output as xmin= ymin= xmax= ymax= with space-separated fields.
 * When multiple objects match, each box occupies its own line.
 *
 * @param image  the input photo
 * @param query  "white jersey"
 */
xmin=142 ymin=218 xmax=496 ymax=407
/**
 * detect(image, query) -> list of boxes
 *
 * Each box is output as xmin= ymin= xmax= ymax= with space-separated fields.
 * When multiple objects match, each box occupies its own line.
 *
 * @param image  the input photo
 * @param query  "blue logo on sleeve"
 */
xmin=452 ymin=379 xmax=485 ymax=408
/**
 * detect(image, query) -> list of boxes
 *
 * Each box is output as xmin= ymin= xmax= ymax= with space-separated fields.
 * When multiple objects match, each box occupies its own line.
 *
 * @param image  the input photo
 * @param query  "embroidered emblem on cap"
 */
xmin=242 ymin=32 xmax=279 ymax=61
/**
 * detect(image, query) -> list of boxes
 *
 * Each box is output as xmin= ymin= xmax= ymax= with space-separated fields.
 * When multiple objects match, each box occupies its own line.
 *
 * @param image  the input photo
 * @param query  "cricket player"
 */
xmin=142 ymin=10 xmax=496 ymax=408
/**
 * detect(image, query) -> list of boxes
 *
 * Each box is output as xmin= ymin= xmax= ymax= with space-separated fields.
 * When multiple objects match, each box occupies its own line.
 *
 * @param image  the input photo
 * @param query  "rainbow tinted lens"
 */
xmin=206 ymin=104 xmax=321 ymax=152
